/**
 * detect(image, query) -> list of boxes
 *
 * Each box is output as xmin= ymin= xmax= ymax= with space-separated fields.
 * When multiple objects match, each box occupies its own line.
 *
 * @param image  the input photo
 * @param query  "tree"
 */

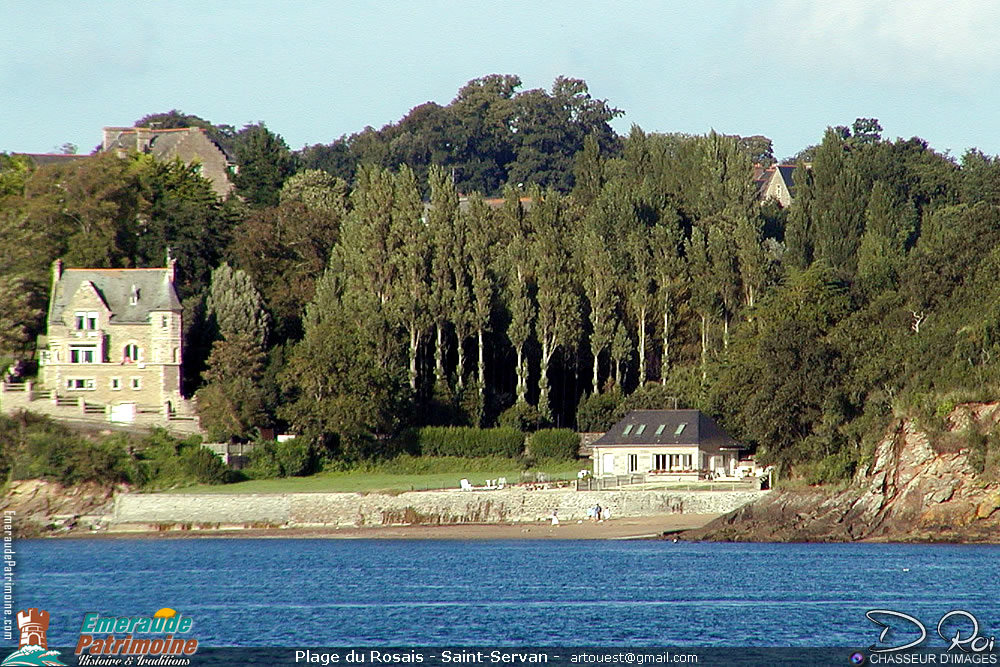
xmin=856 ymin=181 xmax=912 ymax=297
xmin=232 ymin=123 xmax=296 ymax=208
xmin=531 ymin=189 xmax=579 ymax=419
xmin=279 ymin=270 xmax=409 ymax=460
xmin=195 ymin=333 xmax=268 ymax=441
xmin=500 ymin=187 xmax=535 ymax=405
xmin=427 ymin=164 xmax=458 ymax=388
xmin=230 ymin=180 xmax=345 ymax=341
xmin=206 ymin=262 xmax=270 ymax=346
xmin=389 ymin=165 xmax=431 ymax=391
xmin=462 ymin=193 xmax=498 ymax=418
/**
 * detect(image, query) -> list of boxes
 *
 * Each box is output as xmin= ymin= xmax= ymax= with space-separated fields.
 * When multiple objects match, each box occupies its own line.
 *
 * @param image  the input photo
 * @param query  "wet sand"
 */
xmin=93 ymin=514 xmax=719 ymax=540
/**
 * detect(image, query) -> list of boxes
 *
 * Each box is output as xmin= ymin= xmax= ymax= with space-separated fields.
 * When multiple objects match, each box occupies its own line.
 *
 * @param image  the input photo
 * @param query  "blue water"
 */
xmin=10 ymin=539 xmax=1000 ymax=647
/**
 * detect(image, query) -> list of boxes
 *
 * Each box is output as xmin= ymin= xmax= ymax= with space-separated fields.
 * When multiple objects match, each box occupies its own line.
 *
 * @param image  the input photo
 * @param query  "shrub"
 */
xmin=178 ymin=446 xmax=230 ymax=485
xmin=527 ymin=429 xmax=580 ymax=460
xmin=497 ymin=402 xmax=549 ymax=433
xmin=414 ymin=426 xmax=524 ymax=458
xmin=245 ymin=439 xmax=311 ymax=479
xmin=245 ymin=441 xmax=282 ymax=479
xmin=274 ymin=438 xmax=311 ymax=477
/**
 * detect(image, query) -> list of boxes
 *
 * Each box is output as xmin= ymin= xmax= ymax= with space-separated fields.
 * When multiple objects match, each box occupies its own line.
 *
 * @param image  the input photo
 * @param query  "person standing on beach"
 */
xmin=551 ymin=510 xmax=560 ymax=525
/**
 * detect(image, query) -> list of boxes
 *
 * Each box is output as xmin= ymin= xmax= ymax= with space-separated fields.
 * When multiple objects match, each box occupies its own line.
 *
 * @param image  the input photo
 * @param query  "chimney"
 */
xmin=167 ymin=256 xmax=176 ymax=284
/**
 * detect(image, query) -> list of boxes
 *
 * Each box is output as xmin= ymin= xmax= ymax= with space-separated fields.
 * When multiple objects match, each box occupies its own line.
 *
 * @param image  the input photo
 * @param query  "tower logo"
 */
xmin=1 ymin=608 xmax=65 ymax=666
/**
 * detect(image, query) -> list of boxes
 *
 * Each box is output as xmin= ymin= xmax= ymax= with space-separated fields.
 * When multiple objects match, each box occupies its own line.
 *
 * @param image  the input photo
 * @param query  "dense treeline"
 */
xmin=4 ymin=76 xmax=1000 ymax=481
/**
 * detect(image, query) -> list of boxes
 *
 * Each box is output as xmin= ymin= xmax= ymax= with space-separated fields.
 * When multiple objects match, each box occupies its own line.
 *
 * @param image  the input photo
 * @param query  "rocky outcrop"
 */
xmin=0 ymin=480 xmax=119 ymax=536
xmin=683 ymin=404 xmax=1000 ymax=542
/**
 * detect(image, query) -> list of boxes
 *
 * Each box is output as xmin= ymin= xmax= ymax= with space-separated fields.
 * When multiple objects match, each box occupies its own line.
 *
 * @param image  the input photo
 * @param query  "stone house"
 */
xmin=102 ymin=126 xmax=235 ymax=198
xmin=32 ymin=259 xmax=192 ymax=424
xmin=591 ymin=409 xmax=745 ymax=481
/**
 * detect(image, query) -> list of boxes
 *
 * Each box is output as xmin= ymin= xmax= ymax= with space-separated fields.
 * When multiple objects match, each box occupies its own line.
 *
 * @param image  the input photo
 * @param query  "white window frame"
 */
xmin=130 ymin=377 xmax=141 ymax=390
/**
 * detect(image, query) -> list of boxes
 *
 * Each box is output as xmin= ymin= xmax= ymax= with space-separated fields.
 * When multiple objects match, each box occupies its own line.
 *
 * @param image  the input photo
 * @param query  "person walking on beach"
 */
xmin=551 ymin=509 xmax=560 ymax=526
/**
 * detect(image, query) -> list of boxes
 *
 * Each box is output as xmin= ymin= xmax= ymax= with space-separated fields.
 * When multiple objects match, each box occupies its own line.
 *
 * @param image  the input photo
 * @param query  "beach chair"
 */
xmin=460 ymin=478 xmax=474 ymax=491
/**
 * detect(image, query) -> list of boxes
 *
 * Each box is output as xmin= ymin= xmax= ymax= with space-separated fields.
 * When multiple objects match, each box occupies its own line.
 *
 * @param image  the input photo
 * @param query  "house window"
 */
xmin=655 ymin=424 xmax=665 ymax=435
xmin=654 ymin=454 xmax=669 ymax=470
xmin=66 ymin=378 xmax=94 ymax=390
xmin=70 ymin=346 xmax=96 ymax=363
xmin=623 ymin=424 xmax=633 ymax=435
xmin=161 ymin=315 xmax=168 ymax=329
xmin=131 ymin=377 xmax=141 ymax=390
xmin=74 ymin=312 xmax=98 ymax=329
xmin=635 ymin=424 xmax=646 ymax=435
xmin=668 ymin=454 xmax=693 ymax=470
xmin=674 ymin=423 xmax=687 ymax=435
xmin=628 ymin=454 xmax=638 ymax=473
xmin=124 ymin=344 xmax=139 ymax=363
xmin=111 ymin=378 xmax=121 ymax=390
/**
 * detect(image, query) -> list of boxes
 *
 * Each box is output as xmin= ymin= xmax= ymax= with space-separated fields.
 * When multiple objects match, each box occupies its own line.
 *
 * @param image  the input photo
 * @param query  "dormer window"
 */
xmin=129 ymin=285 xmax=140 ymax=306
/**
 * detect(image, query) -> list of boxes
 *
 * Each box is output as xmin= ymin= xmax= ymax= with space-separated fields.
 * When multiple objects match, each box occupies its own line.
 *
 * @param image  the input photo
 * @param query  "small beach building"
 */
xmin=591 ymin=409 xmax=746 ymax=481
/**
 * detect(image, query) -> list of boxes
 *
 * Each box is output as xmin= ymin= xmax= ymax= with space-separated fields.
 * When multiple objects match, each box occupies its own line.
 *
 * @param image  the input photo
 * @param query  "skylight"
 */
xmin=635 ymin=424 xmax=646 ymax=435
xmin=655 ymin=424 xmax=665 ymax=435
xmin=674 ymin=423 xmax=686 ymax=435
xmin=623 ymin=424 xmax=633 ymax=435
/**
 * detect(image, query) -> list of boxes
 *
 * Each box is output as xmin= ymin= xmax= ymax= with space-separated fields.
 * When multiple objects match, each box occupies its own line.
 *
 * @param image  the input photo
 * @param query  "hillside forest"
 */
xmin=4 ymin=74 xmax=1000 ymax=482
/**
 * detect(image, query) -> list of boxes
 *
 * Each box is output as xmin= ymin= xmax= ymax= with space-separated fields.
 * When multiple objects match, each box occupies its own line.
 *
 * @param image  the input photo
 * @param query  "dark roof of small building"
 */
xmin=592 ymin=409 xmax=743 ymax=450
xmin=50 ymin=268 xmax=182 ymax=324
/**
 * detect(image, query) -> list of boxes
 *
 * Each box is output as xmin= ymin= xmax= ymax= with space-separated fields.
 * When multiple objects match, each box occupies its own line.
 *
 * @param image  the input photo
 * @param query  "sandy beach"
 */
xmin=91 ymin=513 xmax=719 ymax=540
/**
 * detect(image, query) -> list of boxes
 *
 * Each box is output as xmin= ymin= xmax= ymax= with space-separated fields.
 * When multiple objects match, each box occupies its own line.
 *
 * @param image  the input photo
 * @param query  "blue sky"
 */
xmin=3 ymin=1 xmax=999 ymax=161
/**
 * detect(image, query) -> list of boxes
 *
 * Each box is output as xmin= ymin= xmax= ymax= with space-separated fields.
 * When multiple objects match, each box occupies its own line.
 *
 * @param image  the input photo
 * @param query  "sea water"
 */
xmin=9 ymin=539 xmax=1000 ymax=647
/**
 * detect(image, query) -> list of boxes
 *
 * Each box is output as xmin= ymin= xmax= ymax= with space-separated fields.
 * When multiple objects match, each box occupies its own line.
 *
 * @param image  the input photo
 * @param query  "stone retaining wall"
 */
xmin=111 ymin=488 xmax=766 ymax=529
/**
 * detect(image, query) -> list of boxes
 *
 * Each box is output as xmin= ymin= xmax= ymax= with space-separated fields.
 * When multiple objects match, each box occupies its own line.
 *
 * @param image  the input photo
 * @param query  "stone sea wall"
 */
xmin=110 ymin=488 xmax=767 ymax=530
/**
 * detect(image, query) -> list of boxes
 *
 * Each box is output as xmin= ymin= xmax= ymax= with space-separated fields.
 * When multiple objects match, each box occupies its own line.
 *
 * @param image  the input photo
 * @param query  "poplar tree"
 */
xmin=462 ymin=193 xmax=498 ymax=419
xmin=337 ymin=164 xmax=398 ymax=368
xmin=531 ymin=189 xmax=579 ymax=420
xmin=427 ymin=165 xmax=458 ymax=387
xmin=650 ymin=213 xmax=685 ymax=383
xmin=500 ymin=187 xmax=535 ymax=405
xmin=389 ymin=165 xmax=430 ymax=391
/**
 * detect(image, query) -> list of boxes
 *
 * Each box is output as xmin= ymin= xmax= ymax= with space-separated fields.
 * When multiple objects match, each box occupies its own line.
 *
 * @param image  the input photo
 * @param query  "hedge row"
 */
xmin=527 ymin=429 xmax=581 ymax=460
xmin=413 ymin=426 xmax=524 ymax=458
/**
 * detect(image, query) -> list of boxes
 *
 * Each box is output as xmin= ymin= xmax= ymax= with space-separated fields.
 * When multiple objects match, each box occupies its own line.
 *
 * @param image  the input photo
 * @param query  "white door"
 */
xmin=110 ymin=402 xmax=136 ymax=423
xmin=602 ymin=453 xmax=615 ymax=476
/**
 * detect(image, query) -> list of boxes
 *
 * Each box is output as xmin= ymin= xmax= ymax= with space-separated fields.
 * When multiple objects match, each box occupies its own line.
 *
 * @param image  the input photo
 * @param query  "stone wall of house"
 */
xmin=109 ymin=488 xmax=767 ymax=529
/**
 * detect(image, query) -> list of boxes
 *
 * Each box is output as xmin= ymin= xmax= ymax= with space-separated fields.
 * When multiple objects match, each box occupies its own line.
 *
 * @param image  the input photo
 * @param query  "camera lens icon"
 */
xmin=849 ymin=652 xmax=866 ymax=665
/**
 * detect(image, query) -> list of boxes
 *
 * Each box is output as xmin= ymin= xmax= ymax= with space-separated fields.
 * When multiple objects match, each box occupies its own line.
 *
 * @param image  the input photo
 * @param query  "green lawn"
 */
xmin=161 ymin=459 xmax=589 ymax=495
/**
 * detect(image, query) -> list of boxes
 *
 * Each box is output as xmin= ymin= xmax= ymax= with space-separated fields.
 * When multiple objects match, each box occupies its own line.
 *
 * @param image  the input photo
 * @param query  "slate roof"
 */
xmin=50 ymin=268 xmax=182 ymax=325
xmin=592 ymin=410 xmax=743 ymax=450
